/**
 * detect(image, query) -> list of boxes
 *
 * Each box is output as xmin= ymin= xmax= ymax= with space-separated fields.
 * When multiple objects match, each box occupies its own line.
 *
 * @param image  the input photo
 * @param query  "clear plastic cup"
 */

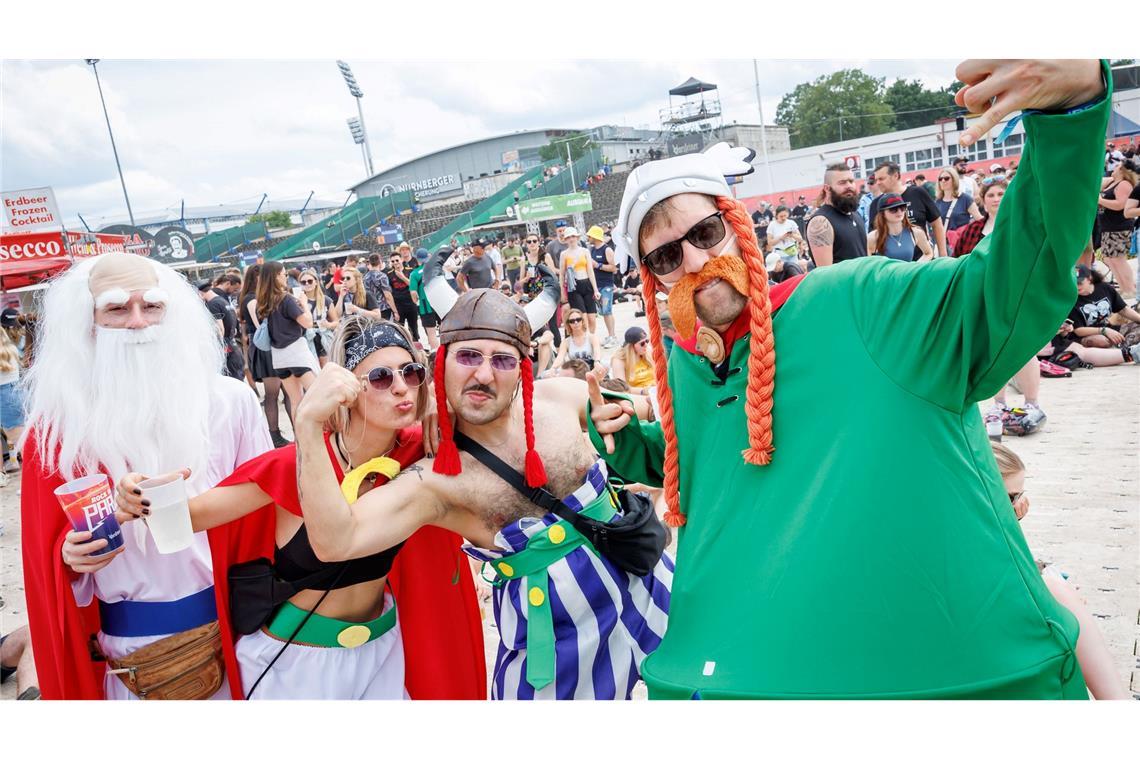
xmin=54 ymin=474 xmax=124 ymax=556
xmin=138 ymin=473 xmax=194 ymax=554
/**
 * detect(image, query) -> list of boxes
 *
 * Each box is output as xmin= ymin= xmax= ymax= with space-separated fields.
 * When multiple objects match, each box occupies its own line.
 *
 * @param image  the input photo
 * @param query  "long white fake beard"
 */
xmin=60 ymin=325 xmax=214 ymax=483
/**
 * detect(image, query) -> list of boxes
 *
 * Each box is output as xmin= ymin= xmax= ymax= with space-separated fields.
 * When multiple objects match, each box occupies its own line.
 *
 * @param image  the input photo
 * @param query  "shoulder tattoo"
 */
xmin=806 ymin=216 xmax=834 ymax=247
xmin=396 ymin=463 xmax=424 ymax=482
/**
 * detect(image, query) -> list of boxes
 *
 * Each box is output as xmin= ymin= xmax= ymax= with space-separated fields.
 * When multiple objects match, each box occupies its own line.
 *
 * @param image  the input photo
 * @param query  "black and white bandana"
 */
xmin=344 ymin=322 xmax=414 ymax=371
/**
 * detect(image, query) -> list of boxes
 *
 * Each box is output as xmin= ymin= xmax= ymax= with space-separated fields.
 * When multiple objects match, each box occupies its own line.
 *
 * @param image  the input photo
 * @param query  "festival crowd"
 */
xmin=0 ymin=58 xmax=1136 ymax=702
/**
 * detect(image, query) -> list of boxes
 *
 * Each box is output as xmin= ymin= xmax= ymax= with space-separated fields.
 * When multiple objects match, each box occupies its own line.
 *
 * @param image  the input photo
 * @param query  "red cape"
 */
xmin=208 ymin=428 xmax=486 ymax=700
xmin=21 ymin=431 xmax=107 ymax=699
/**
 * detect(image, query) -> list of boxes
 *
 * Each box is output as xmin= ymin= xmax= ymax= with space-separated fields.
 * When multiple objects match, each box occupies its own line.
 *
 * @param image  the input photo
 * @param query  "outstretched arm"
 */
xmin=852 ymin=60 xmax=1110 ymax=411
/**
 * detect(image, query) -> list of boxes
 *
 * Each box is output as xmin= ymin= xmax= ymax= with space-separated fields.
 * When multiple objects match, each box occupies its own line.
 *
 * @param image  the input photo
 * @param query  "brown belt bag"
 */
xmin=105 ymin=621 xmax=225 ymax=700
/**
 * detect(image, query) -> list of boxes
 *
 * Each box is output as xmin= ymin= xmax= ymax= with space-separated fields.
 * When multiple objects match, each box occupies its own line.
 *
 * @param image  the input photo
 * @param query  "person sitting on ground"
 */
xmin=990 ymin=442 xmax=1130 ymax=699
xmin=546 ymin=308 xmax=601 ymax=374
xmin=609 ymin=326 xmax=656 ymax=396
xmin=1067 ymin=265 xmax=1140 ymax=350
xmin=867 ymin=194 xmax=934 ymax=262
xmin=1038 ymin=317 xmax=1140 ymax=369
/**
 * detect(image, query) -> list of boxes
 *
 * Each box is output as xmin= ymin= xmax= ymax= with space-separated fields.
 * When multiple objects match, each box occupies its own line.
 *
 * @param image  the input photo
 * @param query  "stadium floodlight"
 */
xmin=335 ymin=60 xmax=374 ymax=177
xmin=346 ymin=117 xmax=365 ymax=145
xmin=336 ymin=60 xmax=363 ymax=98
xmin=85 ymin=59 xmax=135 ymax=226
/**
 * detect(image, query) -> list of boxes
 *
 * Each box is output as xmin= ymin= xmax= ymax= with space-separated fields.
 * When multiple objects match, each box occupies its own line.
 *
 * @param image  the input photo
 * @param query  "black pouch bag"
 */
xmin=227 ymin=558 xmax=345 ymax=636
xmin=454 ymin=432 xmax=666 ymax=576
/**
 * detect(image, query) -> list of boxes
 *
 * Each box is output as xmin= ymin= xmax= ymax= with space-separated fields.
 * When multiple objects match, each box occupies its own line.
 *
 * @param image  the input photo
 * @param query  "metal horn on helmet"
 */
xmin=523 ymin=263 xmax=559 ymax=333
xmin=423 ymin=246 xmax=459 ymax=317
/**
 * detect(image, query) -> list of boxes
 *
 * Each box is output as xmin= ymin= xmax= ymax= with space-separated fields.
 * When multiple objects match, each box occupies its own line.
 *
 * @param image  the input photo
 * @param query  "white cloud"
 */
xmin=2 ymin=58 xmax=968 ymax=229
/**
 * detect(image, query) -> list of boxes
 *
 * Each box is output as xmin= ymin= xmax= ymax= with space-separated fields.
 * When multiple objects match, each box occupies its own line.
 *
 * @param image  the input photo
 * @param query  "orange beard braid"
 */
xmin=642 ymin=195 xmax=776 ymax=529
xmin=664 ymin=254 xmax=751 ymax=341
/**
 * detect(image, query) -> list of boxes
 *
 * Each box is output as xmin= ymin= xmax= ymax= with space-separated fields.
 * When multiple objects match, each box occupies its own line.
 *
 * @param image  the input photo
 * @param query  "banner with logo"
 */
xmin=98 ymin=224 xmax=196 ymax=264
xmin=517 ymin=192 xmax=593 ymax=222
xmin=2 ymin=187 xmax=64 ymax=232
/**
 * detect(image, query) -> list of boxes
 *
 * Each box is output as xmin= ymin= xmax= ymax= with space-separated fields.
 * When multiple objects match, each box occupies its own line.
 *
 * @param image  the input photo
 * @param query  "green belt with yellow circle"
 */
xmin=484 ymin=488 xmax=618 ymax=691
xmin=265 ymin=598 xmax=397 ymax=649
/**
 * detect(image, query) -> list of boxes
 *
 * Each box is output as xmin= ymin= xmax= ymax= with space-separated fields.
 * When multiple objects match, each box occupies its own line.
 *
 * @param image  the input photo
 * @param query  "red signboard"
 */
xmin=0 ymin=230 xmax=131 ymax=265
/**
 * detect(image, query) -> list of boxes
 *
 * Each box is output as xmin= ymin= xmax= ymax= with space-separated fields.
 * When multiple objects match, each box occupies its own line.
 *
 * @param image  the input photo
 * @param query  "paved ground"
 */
xmin=2 ymin=290 xmax=1137 ymax=700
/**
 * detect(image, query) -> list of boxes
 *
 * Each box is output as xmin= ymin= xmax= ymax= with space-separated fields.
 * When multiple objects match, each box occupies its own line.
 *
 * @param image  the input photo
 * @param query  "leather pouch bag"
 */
xmin=106 ymin=621 xmax=224 ymax=700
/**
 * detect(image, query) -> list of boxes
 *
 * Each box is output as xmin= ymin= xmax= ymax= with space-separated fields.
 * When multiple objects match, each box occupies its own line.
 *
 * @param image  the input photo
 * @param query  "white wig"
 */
xmin=21 ymin=254 xmax=224 ymax=482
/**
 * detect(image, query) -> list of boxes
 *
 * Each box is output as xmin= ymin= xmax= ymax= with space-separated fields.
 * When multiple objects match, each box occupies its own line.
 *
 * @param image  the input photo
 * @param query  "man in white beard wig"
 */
xmin=20 ymin=253 xmax=272 ymax=700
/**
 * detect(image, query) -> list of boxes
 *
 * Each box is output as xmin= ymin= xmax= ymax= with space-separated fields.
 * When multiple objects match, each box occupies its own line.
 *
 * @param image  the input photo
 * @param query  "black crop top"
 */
xmin=274 ymin=523 xmax=404 ymax=590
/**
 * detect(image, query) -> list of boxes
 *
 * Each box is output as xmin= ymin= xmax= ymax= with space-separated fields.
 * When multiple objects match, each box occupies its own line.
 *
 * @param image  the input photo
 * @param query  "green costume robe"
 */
xmin=589 ymin=74 xmax=1110 ymax=699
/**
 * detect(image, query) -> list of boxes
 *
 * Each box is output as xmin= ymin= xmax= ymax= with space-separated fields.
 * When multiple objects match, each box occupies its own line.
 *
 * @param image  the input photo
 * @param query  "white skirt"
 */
xmin=270 ymin=336 xmax=318 ymax=376
xmin=235 ymin=593 xmax=407 ymax=700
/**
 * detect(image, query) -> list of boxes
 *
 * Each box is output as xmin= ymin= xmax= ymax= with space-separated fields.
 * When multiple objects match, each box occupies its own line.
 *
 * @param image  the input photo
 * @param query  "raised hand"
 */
xmin=955 ymin=59 xmax=1104 ymax=146
xmin=295 ymin=362 xmax=363 ymax=428
xmin=587 ymin=372 xmax=635 ymax=455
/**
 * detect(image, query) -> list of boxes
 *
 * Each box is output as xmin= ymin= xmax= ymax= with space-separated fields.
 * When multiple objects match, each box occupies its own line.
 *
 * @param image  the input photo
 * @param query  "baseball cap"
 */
xmin=562 ymin=227 xmax=579 ymax=238
xmin=414 ymin=247 xmax=430 ymax=262
xmin=471 ymin=237 xmax=489 ymax=248
xmin=0 ymin=307 xmax=19 ymax=328
xmin=990 ymin=163 xmax=1004 ymax=172
xmin=623 ymin=326 xmax=647 ymax=345
xmin=878 ymin=193 xmax=908 ymax=211
xmin=554 ymin=220 xmax=567 ymax=228
xmin=196 ymin=279 xmax=213 ymax=292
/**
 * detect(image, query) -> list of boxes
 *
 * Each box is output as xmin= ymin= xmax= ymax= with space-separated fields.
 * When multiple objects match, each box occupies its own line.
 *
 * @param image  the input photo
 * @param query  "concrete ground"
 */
xmin=2 ymin=284 xmax=1137 ymax=700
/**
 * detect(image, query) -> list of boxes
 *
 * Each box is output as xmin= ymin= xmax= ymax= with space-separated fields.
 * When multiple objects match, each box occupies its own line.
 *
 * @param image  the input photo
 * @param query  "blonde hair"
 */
xmin=990 ymin=441 xmax=1025 ymax=479
xmin=301 ymin=268 xmax=326 ymax=319
xmin=341 ymin=266 xmax=366 ymax=304
xmin=0 ymin=328 xmax=19 ymax=375
xmin=617 ymin=340 xmax=652 ymax=385
xmin=936 ymin=167 xmax=961 ymax=201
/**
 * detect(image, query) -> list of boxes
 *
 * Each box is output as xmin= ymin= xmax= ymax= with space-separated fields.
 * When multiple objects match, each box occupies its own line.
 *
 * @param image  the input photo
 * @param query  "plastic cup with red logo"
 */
xmin=54 ymin=474 xmax=125 ymax=556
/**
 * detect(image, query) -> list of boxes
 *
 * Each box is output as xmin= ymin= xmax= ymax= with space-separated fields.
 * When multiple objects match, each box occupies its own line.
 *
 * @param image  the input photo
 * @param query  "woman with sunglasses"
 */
xmin=546 ymin=308 xmax=601 ymax=376
xmin=990 ymin=441 xmax=1130 ymax=699
xmin=609 ymin=326 xmax=655 ymax=396
xmin=933 ymin=167 xmax=982 ymax=248
xmin=300 ymin=268 xmax=339 ymax=368
xmin=867 ymin=194 xmax=933 ymax=262
xmin=112 ymin=317 xmax=486 ymax=700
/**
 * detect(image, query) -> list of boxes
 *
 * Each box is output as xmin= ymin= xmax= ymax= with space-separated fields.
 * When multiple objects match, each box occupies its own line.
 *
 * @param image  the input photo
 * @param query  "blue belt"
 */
xmin=98 ymin=587 xmax=218 ymax=638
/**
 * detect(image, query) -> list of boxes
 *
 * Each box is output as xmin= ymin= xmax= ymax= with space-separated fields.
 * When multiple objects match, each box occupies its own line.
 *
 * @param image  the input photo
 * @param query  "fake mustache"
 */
xmin=666 ymin=254 xmax=751 ymax=340
xmin=463 ymin=383 xmax=496 ymax=398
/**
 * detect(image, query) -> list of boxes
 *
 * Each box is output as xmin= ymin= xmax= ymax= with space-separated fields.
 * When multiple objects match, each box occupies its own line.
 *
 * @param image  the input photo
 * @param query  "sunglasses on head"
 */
xmin=363 ymin=362 xmax=427 ymax=392
xmin=453 ymin=347 xmax=520 ymax=372
xmin=642 ymin=211 xmax=726 ymax=277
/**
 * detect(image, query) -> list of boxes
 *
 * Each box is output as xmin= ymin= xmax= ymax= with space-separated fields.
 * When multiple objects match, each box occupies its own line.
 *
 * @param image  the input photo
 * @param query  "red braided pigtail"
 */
xmin=520 ymin=357 xmax=547 ymax=487
xmin=641 ymin=271 xmax=685 ymax=528
xmin=432 ymin=345 xmax=462 ymax=476
xmin=716 ymin=195 xmax=776 ymax=466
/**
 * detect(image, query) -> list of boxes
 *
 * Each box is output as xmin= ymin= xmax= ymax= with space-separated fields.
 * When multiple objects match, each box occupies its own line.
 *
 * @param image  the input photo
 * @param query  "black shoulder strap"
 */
xmin=452 ymin=431 xmax=572 ymax=519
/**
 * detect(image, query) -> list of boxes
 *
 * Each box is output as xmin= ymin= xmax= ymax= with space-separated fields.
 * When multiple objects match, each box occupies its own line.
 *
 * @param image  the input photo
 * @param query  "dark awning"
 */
xmin=669 ymin=77 xmax=716 ymax=97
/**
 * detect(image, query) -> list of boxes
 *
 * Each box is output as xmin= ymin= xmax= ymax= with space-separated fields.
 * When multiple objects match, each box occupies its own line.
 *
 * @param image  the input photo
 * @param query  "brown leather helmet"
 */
xmin=439 ymin=289 xmax=531 ymax=355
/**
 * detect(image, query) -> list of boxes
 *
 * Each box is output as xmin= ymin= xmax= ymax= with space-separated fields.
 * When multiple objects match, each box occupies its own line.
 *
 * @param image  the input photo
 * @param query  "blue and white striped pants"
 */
xmin=464 ymin=462 xmax=673 ymax=700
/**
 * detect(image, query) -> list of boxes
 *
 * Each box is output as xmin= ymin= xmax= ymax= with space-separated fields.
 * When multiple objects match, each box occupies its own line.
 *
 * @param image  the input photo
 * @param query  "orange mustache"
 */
xmin=665 ymin=255 xmax=750 ymax=340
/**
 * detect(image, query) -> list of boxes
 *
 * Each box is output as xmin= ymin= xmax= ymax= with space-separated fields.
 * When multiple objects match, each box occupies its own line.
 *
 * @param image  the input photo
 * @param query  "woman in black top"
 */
xmin=334 ymin=267 xmax=383 ymax=321
xmin=240 ymin=264 xmax=290 ymax=447
xmin=257 ymin=261 xmax=316 ymax=420
xmin=1097 ymin=161 xmax=1137 ymax=300
xmin=115 ymin=318 xmax=439 ymax=699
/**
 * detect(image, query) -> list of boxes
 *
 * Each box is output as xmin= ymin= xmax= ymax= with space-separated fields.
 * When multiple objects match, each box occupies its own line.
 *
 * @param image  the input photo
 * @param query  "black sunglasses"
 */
xmin=567 ymin=317 xmax=584 ymax=324
xmin=364 ymin=362 xmax=427 ymax=392
xmin=1008 ymin=491 xmax=1025 ymax=504
xmin=643 ymin=211 xmax=726 ymax=276
xmin=300 ymin=279 xmax=316 ymax=285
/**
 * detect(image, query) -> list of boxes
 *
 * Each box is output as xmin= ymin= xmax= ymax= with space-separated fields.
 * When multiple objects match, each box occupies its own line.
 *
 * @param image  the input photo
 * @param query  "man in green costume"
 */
xmin=589 ymin=59 xmax=1111 ymax=699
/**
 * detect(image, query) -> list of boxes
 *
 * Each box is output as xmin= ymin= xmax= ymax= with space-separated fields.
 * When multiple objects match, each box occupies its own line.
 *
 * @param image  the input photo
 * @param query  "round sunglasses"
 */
xmin=453 ymin=347 xmax=520 ymax=372
xmin=642 ymin=211 xmax=726 ymax=277
xmin=363 ymin=362 xmax=427 ymax=392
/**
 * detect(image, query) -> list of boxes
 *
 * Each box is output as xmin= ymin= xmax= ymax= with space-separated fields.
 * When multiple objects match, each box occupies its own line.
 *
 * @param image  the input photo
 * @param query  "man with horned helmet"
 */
xmin=590 ymin=59 xmax=1112 ymax=699
xmin=295 ymin=253 xmax=672 ymax=699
